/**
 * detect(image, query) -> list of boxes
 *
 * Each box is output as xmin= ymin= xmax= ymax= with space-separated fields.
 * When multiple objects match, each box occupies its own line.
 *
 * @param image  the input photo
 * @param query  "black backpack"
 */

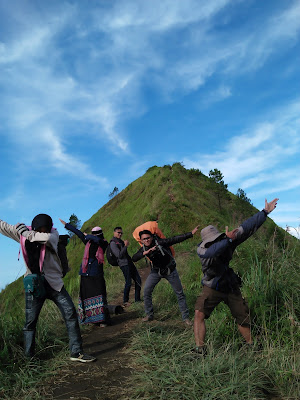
xmin=57 ymin=235 xmax=70 ymax=277
xmin=22 ymin=234 xmax=71 ymax=277
xmin=106 ymin=241 xmax=119 ymax=266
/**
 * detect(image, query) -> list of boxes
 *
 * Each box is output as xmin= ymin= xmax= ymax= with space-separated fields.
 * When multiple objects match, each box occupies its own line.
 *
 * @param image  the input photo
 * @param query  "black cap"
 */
xmin=31 ymin=214 xmax=53 ymax=232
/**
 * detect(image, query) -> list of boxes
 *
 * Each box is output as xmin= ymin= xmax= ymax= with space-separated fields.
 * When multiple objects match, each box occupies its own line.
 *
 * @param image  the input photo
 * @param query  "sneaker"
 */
xmin=122 ymin=302 xmax=131 ymax=308
xmin=142 ymin=315 xmax=154 ymax=322
xmin=70 ymin=353 xmax=97 ymax=363
xmin=99 ymin=323 xmax=107 ymax=328
xmin=183 ymin=319 xmax=193 ymax=326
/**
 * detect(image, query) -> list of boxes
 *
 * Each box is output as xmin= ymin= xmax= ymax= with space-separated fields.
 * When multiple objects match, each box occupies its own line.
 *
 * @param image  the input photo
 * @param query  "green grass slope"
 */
xmin=64 ymin=162 xmax=294 ymax=293
xmin=0 ymin=162 xmax=299 ymax=399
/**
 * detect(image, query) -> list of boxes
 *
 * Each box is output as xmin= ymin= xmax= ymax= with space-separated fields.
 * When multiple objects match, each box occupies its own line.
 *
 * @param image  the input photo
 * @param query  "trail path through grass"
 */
xmin=45 ymin=267 xmax=150 ymax=400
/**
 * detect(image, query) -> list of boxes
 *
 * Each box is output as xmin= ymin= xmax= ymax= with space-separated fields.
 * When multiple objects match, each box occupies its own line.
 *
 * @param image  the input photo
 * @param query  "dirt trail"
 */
xmin=46 ymin=267 xmax=150 ymax=400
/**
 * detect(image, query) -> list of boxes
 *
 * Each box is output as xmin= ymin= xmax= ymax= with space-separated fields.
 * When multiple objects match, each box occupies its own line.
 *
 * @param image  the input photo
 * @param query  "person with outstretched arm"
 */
xmin=193 ymin=198 xmax=279 ymax=355
xmin=132 ymin=225 xmax=199 ymax=325
xmin=0 ymin=214 xmax=96 ymax=362
xmin=59 ymin=219 xmax=111 ymax=327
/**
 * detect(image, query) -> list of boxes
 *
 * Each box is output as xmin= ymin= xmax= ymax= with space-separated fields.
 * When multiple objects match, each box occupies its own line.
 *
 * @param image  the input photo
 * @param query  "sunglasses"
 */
xmin=116 ymin=231 xmax=123 ymax=235
xmin=142 ymin=237 xmax=152 ymax=241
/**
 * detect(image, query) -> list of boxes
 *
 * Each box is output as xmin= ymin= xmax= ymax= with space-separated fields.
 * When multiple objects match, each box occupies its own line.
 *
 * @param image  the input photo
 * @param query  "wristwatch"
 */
xmin=228 ymin=238 xmax=233 ymax=243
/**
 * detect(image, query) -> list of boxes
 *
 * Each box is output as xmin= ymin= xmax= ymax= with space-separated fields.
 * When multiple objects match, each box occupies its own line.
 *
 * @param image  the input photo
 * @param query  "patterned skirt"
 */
xmin=78 ymin=275 xmax=110 ymax=324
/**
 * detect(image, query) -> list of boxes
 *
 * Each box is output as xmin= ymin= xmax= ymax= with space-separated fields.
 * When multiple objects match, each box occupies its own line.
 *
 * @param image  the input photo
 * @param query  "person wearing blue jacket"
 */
xmin=193 ymin=198 xmax=279 ymax=354
xmin=59 ymin=219 xmax=111 ymax=327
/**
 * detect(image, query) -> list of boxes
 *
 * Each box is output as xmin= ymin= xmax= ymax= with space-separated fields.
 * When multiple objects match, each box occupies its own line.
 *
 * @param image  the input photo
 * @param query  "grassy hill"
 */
xmin=0 ymin=163 xmax=299 ymax=399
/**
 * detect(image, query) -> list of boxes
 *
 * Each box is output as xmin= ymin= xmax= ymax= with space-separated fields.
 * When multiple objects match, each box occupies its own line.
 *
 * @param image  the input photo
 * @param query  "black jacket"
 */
xmin=132 ymin=232 xmax=193 ymax=271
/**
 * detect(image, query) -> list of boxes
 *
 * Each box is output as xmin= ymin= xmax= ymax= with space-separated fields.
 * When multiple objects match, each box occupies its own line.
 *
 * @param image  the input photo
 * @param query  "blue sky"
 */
xmin=0 ymin=0 xmax=299 ymax=290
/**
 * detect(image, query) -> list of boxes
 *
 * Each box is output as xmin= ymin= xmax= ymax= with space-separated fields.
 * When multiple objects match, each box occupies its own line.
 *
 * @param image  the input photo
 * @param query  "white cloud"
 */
xmin=0 ymin=187 xmax=25 ymax=210
xmin=104 ymin=0 xmax=230 ymax=32
xmin=0 ymin=27 xmax=50 ymax=64
xmin=275 ymin=203 xmax=300 ymax=213
xmin=285 ymin=226 xmax=300 ymax=239
xmin=37 ymin=127 xmax=108 ymax=184
xmin=202 ymin=85 xmax=232 ymax=106
xmin=183 ymin=99 xmax=300 ymax=194
xmin=1 ymin=0 xmax=299 ymax=182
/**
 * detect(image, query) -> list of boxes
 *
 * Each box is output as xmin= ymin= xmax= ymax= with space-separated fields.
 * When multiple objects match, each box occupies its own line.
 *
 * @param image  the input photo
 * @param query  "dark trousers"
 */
xmin=23 ymin=280 xmax=82 ymax=357
xmin=143 ymin=269 xmax=189 ymax=320
xmin=120 ymin=263 xmax=141 ymax=303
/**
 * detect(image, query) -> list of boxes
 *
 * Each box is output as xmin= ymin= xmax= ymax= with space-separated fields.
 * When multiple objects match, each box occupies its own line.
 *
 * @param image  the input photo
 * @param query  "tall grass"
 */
xmin=1 ymin=164 xmax=299 ymax=398
xmin=0 ymin=263 xmax=126 ymax=399
xmin=126 ymin=241 xmax=300 ymax=400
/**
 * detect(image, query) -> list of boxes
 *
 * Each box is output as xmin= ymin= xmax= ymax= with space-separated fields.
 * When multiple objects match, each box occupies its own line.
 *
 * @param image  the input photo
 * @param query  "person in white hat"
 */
xmin=193 ymin=198 xmax=279 ymax=355
xmin=59 ymin=219 xmax=111 ymax=328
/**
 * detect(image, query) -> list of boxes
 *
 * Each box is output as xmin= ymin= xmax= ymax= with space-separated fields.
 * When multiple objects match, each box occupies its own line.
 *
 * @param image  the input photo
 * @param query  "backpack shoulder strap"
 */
xmin=155 ymin=238 xmax=166 ymax=256
xmin=19 ymin=227 xmax=46 ymax=273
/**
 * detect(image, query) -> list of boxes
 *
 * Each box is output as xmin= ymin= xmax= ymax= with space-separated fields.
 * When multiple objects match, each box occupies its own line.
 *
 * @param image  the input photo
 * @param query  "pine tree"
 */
xmin=67 ymin=214 xmax=81 ymax=237
xmin=208 ymin=169 xmax=229 ymax=211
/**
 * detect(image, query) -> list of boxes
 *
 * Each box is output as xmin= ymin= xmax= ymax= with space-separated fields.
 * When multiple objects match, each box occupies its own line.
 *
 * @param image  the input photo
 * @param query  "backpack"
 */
xmin=132 ymin=221 xmax=175 ymax=256
xmin=58 ymin=235 xmax=70 ymax=277
xmin=105 ymin=241 xmax=119 ymax=266
xmin=19 ymin=229 xmax=70 ymax=277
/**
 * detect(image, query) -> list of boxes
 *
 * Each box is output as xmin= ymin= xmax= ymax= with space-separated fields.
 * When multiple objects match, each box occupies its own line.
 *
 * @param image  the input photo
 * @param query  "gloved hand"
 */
xmin=15 ymin=223 xmax=29 ymax=235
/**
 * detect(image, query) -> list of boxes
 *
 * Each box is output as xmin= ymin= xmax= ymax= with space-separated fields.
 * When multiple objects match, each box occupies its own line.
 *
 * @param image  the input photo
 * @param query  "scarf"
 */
xmin=19 ymin=227 xmax=46 ymax=273
xmin=82 ymin=241 xmax=104 ymax=273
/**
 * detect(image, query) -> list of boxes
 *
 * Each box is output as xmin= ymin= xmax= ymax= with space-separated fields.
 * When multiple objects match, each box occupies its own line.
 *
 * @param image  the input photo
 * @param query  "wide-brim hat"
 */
xmin=201 ymin=225 xmax=225 ymax=247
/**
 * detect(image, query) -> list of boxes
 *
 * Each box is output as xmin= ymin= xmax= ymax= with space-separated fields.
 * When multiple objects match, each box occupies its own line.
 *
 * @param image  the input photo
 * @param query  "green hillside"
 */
xmin=0 ymin=162 xmax=299 ymax=399
xmin=64 ymin=162 xmax=291 ymax=292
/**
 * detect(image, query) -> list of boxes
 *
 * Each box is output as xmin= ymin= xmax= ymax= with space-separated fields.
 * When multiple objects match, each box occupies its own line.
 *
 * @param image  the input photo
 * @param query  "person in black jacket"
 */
xmin=193 ymin=198 xmax=278 ymax=354
xmin=132 ymin=226 xmax=199 ymax=324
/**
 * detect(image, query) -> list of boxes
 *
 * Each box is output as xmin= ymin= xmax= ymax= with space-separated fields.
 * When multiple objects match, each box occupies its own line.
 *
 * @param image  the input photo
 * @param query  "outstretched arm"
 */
xmin=234 ymin=198 xmax=279 ymax=244
xmin=0 ymin=219 xmax=22 ymax=243
xmin=59 ymin=218 xmax=86 ymax=243
xmin=264 ymin=198 xmax=279 ymax=214
xmin=162 ymin=226 xmax=199 ymax=247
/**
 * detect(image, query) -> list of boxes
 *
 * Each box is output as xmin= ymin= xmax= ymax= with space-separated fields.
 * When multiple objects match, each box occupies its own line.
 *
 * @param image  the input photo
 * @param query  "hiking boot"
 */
xmin=183 ymin=319 xmax=193 ymax=326
xmin=191 ymin=346 xmax=207 ymax=357
xmin=70 ymin=353 xmax=97 ymax=363
xmin=142 ymin=315 xmax=154 ymax=322
xmin=241 ymin=342 xmax=263 ymax=352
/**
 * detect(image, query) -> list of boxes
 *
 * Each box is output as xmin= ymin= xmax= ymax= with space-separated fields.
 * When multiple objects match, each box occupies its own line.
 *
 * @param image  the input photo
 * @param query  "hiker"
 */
xmin=0 ymin=214 xmax=96 ymax=362
xmin=109 ymin=227 xmax=141 ymax=307
xmin=132 ymin=225 xmax=200 ymax=325
xmin=193 ymin=198 xmax=279 ymax=355
xmin=59 ymin=219 xmax=111 ymax=327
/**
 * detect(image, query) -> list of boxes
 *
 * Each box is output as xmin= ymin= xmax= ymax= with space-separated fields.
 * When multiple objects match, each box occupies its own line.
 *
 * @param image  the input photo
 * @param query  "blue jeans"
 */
xmin=23 ymin=279 xmax=82 ymax=357
xmin=120 ymin=263 xmax=141 ymax=303
xmin=143 ymin=269 xmax=189 ymax=320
